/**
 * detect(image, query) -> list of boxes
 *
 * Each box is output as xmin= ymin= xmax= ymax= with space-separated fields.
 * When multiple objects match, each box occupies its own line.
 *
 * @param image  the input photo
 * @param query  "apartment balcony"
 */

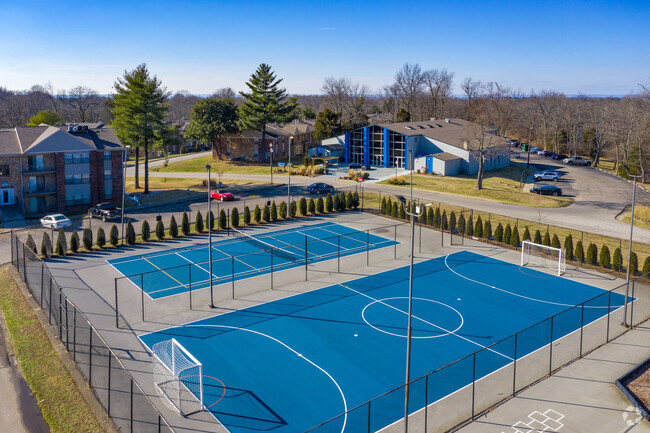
xmin=23 ymin=165 xmax=57 ymax=175
xmin=24 ymin=186 xmax=57 ymax=197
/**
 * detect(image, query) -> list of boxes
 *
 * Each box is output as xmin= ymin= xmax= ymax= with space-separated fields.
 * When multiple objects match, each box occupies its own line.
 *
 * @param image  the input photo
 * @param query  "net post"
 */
xmin=304 ymin=236 xmax=308 ymax=281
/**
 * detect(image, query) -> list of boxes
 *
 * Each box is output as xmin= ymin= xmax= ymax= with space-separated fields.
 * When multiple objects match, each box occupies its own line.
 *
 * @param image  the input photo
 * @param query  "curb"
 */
xmin=616 ymin=356 xmax=650 ymax=421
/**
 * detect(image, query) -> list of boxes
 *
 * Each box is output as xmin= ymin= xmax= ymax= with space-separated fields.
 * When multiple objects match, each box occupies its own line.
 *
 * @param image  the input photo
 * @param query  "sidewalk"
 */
xmin=457 ymin=322 xmax=650 ymax=433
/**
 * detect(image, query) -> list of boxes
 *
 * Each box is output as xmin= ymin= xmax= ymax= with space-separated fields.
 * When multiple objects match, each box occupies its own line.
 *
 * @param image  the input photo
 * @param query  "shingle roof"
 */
xmin=431 ymin=152 xmax=464 ymax=161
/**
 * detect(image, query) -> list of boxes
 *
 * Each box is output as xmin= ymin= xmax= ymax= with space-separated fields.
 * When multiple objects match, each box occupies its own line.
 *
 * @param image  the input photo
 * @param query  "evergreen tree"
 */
xmin=494 ymin=223 xmax=504 ymax=242
xmin=262 ymin=204 xmax=270 ymax=222
xmin=449 ymin=211 xmax=457 ymax=233
xmin=466 ymin=215 xmax=474 ymax=236
xmin=208 ymin=210 xmax=215 ymax=231
xmin=441 ymin=210 xmax=448 ymax=230
xmin=522 ymin=227 xmax=531 ymax=242
xmin=254 ymin=205 xmax=261 ymax=223
xmin=551 ymin=234 xmax=561 ymax=250
xmin=433 ymin=207 xmax=441 ymax=228
xmin=533 ymin=229 xmax=542 ymax=244
xmin=110 ymin=225 xmax=119 ymax=246
xmin=338 ymin=193 xmax=346 ymax=211
xmin=542 ymin=231 xmax=550 ymax=246
xmin=111 ymin=64 xmax=170 ymax=193
xmin=126 ymin=221 xmax=136 ymax=245
xmin=26 ymin=234 xmax=37 ymax=254
xmin=427 ymin=207 xmax=434 ymax=226
xmin=381 ymin=197 xmax=387 ymax=214
xmin=613 ymin=247 xmax=623 ymax=271
xmin=97 ymin=227 xmax=106 ymax=248
xmin=599 ymin=245 xmax=611 ymax=268
xmin=244 ymin=206 xmax=251 ymax=225
xmin=181 ymin=211 xmax=190 ymax=236
xmin=279 ymin=201 xmax=287 ymax=219
xmin=185 ymin=97 xmax=239 ymax=159
xmin=586 ymin=243 xmax=598 ymax=265
xmin=270 ymin=201 xmax=278 ymax=221
xmin=82 ymin=228 xmax=93 ymax=250
xmin=169 ymin=215 xmax=179 ymax=238
xmin=194 ymin=211 xmax=204 ymax=233
xmin=353 ymin=191 xmax=360 ymax=209
xmin=289 ymin=201 xmax=297 ymax=217
xmin=41 ymin=232 xmax=52 ymax=258
xmin=141 ymin=220 xmax=151 ymax=241
xmin=326 ymin=193 xmax=333 ymax=212
xmin=346 ymin=192 xmax=354 ymax=209
xmin=503 ymin=224 xmax=512 ymax=244
xmin=219 ymin=209 xmax=228 ymax=229
xmin=575 ymin=240 xmax=584 ymax=263
xmin=458 ymin=213 xmax=466 ymax=234
xmin=484 ymin=220 xmax=492 ymax=239
xmin=308 ymin=198 xmax=316 ymax=214
xmin=333 ymin=195 xmax=340 ymax=213
xmin=313 ymin=107 xmax=343 ymax=141
xmin=399 ymin=203 xmax=406 ymax=220
xmin=299 ymin=198 xmax=307 ymax=216
xmin=474 ymin=216 xmax=483 ymax=238
xmin=641 ymin=255 xmax=650 ymax=276
xmin=630 ymin=251 xmax=638 ymax=275
xmin=316 ymin=196 xmax=324 ymax=213
xmin=156 ymin=220 xmax=165 ymax=240
xmin=231 ymin=207 xmax=240 ymax=228
xmin=564 ymin=234 xmax=574 ymax=261
xmin=510 ymin=227 xmax=519 ymax=247
xmin=70 ymin=231 xmax=80 ymax=253
xmin=56 ymin=229 xmax=67 ymax=256
xmin=391 ymin=202 xmax=398 ymax=218
xmin=239 ymin=64 xmax=298 ymax=162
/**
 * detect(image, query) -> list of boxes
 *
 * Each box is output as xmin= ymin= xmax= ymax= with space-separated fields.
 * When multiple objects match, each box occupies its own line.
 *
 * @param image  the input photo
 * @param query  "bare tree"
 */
xmin=386 ymin=63 xmax=425 ymax=120
xmin=461 ymin=77 xmax=482 ymax=120
xmin=423 ymin=68 xmax=455 ymax=119
xmin=321 ymin=77 xmax=369 ymax=128
xmin=466 ymin=115 xmax=500 ymax=190
xmin=484 ymin=81 xmax=515 ymax=136
xmin=213 ymin=87 xmax=236 ymax=100
xmin=61 ymin=86 xmax=100 ymax=122
xmin=322 ymin=77 xmax=350 ymax=114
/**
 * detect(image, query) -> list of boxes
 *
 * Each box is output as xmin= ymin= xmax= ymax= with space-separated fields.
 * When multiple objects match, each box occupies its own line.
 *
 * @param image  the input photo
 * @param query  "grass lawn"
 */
xmin=378 ymin=165 xmax=573 ymax=208
xmin=620 ymin=205 xmax=650 ymax=230
xmin=0 ymin=266 xmax=106 ymax=433
xmin=151 ymin=155 xmax=292 ymax=175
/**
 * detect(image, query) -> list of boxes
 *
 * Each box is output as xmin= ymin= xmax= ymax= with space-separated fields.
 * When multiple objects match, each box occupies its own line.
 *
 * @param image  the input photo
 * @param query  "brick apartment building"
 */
xmin=0 ymin=123 xmax=124 ymax=218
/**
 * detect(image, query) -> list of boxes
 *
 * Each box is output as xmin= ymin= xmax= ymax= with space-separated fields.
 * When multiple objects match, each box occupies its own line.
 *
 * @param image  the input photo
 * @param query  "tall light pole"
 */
xmin=288 ymin=137 xmax=292 ymax=208
xmin=206 ymin=164 xmax=215 ymax=308
xmin=623 ymin=164 xmax=644 ymax=327
xmin=397 ymin=149 xmax=430 ymax=433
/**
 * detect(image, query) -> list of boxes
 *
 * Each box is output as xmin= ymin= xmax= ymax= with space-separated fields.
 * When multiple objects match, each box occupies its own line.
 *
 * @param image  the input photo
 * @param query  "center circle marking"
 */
xmin=362 ymin=297 xmax=464 ymax=339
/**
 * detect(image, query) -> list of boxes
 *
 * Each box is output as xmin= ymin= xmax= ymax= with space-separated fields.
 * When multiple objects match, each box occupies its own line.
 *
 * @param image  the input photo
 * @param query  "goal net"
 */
xmin=152 ymin=338 xmax=203 ymax=416
xmin=521 ymin=240 xmax=566 ymax=276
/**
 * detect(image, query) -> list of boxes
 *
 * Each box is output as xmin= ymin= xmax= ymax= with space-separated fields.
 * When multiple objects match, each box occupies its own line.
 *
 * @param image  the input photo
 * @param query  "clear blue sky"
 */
xmin=1 ymin=0 xmax=648 ymax=96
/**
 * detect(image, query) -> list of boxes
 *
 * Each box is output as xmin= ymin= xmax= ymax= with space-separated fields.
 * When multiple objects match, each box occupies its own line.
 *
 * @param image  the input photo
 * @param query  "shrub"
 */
xmin=586 ymin=243 xmax=598 ymax=265
xmin=484 ymin=220 xmax=492 ymax=239
xmin=169 ymin=215 xmax=179 ymax=238
xmin=231 ymin=207 xmax=240 ymax=228
xmin=254 ymin=205 xmax=261 ymax=223
xmin=316 ymin=196 xmax=324 ymax=213
xmin=503 ymin=224 xmax=512 ymax=245
xmin=181 ymin=212 xmax=190 ymax=236
xmin=243 ymin=206 xmax=251 ymax=225
xmin=41 ymin=232 xmax=52 ymax=258
xmin=219 ymin=209 xmax=228 ymax=229
xmin=353 ymin=192 xmax=360 ymax=209
xmin=458 ymin=214 xmax=466 ymax=234
xmin=449 ymin=211 xmax=457 ymax=233
xmin=208 ymin=211 xmax=215 ymax=231
xmin=466 ymin=215 xmax=474 ymax=236
xmin=262 ymin=204 xmax=270 ymax=222
xmin=289 ymin=201 xmax=297 ymax=217
xmin=139 ymin=220 xmax=150 ymax=242
xmin=400 ymin=204 xmax=407 ymax=220
xmin=630 ymin=251 xmax=638 ymax=275
xmin=156 ymin=220 xmax=165 ymax=240
xmin=333 ymin=195 xmax=340 ymax=212
xmin=494 ymin=223 xmax=504 ymax=242
xmin=522 ymin=227 xmax=531 ymax=242
xmin=326 ymin=193 xmax=333 ymax=212
xmin=338 ymin=193 xmax=346 ymax=211
xmin=575 ymin=240 xmax=584 ymax=263
xmin=599 ymin=245 xmax=611 ymax=268
xmin=427 ymin=207 xmax=434 ymax=226
xmin=641 ymin=255 xmax=650 ymax=276
xmin=299 ymin=198 xmax=308 ymax=216
xmin=308 ymin=198 xmax=315 ymax=214
xmin=433 ymin=207 xmax=441 ymax=228
xmin=56 ymin=229 xmax=67 ymax=256
xmin=271 ymin=201 xmax=278 ymax=222
xmin=347 ymin=169 xmax=356 ymax=179
xmin=110 ymin=225 xmax=119 ymax=246
xmin=26 ymin=234 xmax=37 ymax=254
xmin=279 ymin=201 xmax=287 ymax=219
xmin=192 ymin=211 xmax=203 ymax=234
xmin=126 ymin=221 xmax=136 ymax=245
xmin=564 ymin=234 xmax=574 ymax=261
xmin=69 ymin=231 xmax=80 ymax=253
xmin=533 ymin=229 xmax=542 ymax=244
xmin=551 ymin=234 xmax=561 ymax=250
xmin=362 ymin=172 xmax=370 ymax=180
xmin=179 ymin=143 xmax=187 ymax=154
xmin=441 ymin=210 xmax=448 ymax=230
xmin=381 ymin=197 xmax=387 ymax=214
xmin=93 ymin=229 xmax=105 ymax=251
xmin=83 ymin=228 xmax=93 ymax=250
xmin=474 ymin=216 xmax=483 ymax=238
xmin=613 ymin=247 xmax=623 ymax=271
xmin=391 ymin=201 xmax=398 ymax=218
xmin=510 ymin=227 xmax=519 ymax=247
xmin=346 ymin=192 xmax=354 ymax=209
xmin=542 ymin=231 xmax=550 ymax=246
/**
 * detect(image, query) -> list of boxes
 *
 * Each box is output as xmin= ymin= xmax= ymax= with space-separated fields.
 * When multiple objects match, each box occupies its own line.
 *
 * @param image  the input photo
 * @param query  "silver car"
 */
xmin=562 ymin=156 xmax=592 ymax=166
xmin=534 ymin=171 xmax=560 ymax=182
xmin=40 ymin=214 xmax=72 ymax=229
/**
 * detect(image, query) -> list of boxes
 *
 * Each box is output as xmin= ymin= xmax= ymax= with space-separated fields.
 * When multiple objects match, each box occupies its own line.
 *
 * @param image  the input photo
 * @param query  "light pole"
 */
xmin=120 ymin=145 xmax=130 ymax=244
xmin=206 ymin=164 xmax=215 ymax=308
xmin=622 ymin=164 xmax=644 ymax=327
xmin=270 ymin=139 xmax=274 ymax=185
xmin=397 ymin=149 xmax=430 ymax=433
xmin=288 ymin=137 xmax=292 ymax=209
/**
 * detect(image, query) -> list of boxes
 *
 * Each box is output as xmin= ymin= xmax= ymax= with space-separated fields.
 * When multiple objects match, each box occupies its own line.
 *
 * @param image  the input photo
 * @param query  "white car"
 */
xmin=534 ymin=171 xmax=560 ymax=181
xmin=562 ymin=156 xmax=592 ymax=166
xmin=40 ymin=214 xmax=72 ymax=229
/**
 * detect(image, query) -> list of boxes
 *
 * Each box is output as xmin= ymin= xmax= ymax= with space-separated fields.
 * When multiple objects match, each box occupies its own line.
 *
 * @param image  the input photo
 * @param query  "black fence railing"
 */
xmin=11 ymin=231 xmax=176 ymax=433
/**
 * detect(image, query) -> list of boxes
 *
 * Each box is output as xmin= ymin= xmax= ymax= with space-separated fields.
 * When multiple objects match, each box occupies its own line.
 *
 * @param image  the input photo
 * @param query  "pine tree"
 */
xmin=551 ymin=234 xmax=561 ymax=250
xmin=641 ymin=256 xmax=650 ymax=276
xmin=56 ymin=229 xmax=67 ymax=256
xmin=239 ymin=64 xmax=298 ymax=163
xmin=194 ymin=211 xmax=204 ymax=233
xmin=353 ymin=192 xmax=360 ymax=209
xmin=542 ymin=231 xmax=550 ymax=246
xmin=97 ymin=227 xmax=106 ymax=248
xmin=139 ymin=220 xmax=149 ymax=241
xmin=466 ymin=215 xmax=474 ymax=236
xmin=244 ymin=206 xmax=251 ymax=225
xmin=399 ymin=203 xmax=406 ymax=220
xmin=333 ymin=195 xmax=340 ymax=213
xmin=458 ymin=214 xmax=466 ymax=234
xmin=82 ymin=228 xmax=93 ymax=250
xmin=449 ymin=211 xmax=457 ymax=233
xmin=338 ymin=193 xmax=346 ymax=211
xmin=279 ymin=201 xmax=287 ymax=219
xmin=70 ymin=231 xmax=80 ymax=253
xmin=474 ymin=216 xmax=483 ymax=238
xmin=522 ymin=227 xmax=531 ymax=242
xmin=110 ymin=225 xmax=119 ymax=246
xmin=575 ymin=240 xmax=584 ymax=263
xmin=630 ymin=252 xmax=638 ymax=275
xmin=308 ymin=198 xmax=316 ymax=214
xmin=299 ymin=197 xmax=307 ymax=216
xmin=564 ymin=235 xmax=574 ymax=261
xmin=316 ymin=196 xmax=324 ymax=213
xmin=254 ymin=205 xmax=261 ymax=223
xmin=613 ymin=247 xmax=623 ymax=271
xmin=494 ymin=223 xmax=504 ymax=242
xmin=503 ymin=224 xmax=512 ymax=244
xmin=599 ymin=245 xmax=611 ymax=268
xmin=346 ymin=192 xmax=354 ymax=209
xmin=313 ymin=107 xmax=343 ymax=141
xmin=391 ymin=202 xmax=398 ymax=218
xmin=41 ymin=232 xmax=52 ymax=258
xmin=219 ymin=209 xmax=228 ymax=229
xmin=270 ymin=201 xmax=278 ymax=221
xmin=427 ymin=207 xmax=434 ymax=226
xmin=484 ymin=220 xmax=492 ymax=239
xmin=169 ymin=215 xmax=179 ymax=238
xmin=231 ymin=207 xmax=240 ymax=228
xmin=156 ymin=220 xmax=165 ymax=240
xmin=181 ymin=211 xmax=190 ymax=236
xmin=289 ymin=201 xmax=297 ymax=217
xmin=381 ymin=197 xmax=387 ymax=214
xmin=26 ymin=234 xmax=37 ymax=254
xmin=126 ymin=221 xmax=136 ymax=245
xmin=262 ymin=204 xmax=270 ymax=222
xmin=510 ymin=227 xmax=519 ymax=247
xmin=586 ymin=243 xmax=598 ymax=265
xmin=533 ymin=229 xmax=542 ymax=244
xmin=441 ymin=210 xmax=448 ymax=230
xmin=326 ymin=193 xmax=333 ymax=212
xmin=208 ymin=210 xmax=215 ymax=231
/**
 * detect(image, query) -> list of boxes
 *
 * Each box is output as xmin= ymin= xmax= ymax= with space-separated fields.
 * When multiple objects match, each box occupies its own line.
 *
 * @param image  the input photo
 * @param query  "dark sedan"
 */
xmin=89 ymin=202 xmax=121 ymax=221
xmin=530 ymin=185 xmax=562 ymax=196
xmin=551 ymin=154 xmax=567 ymax=160
xmin=307 ymin=182 xmax=335 ymax=195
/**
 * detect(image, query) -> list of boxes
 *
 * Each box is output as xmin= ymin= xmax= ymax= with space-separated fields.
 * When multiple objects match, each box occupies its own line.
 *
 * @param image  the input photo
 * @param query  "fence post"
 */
xmin=48 ymin=277 xmax=53 ymax=324
xmin=394 ymin=225 xmax=397 ymax=259
xmin=141 ymin=274 xmax=144 ymax=322
xmin=89 ymin=328 xmax=93 ymax=386
xmin=73 ymin=309 xmax=77 ymax=361
xmin=130 ymin=378 xmax=134 ymax=432
xmin=579 ymin=303 xmax=585 ymax=357
xmin=107 ymin=355 xmax=112 ymax=416
xmin=366 ymin=230 xmax=370 ymax=266
xmin=512 ymin=333 xmax=518 ymax=396
xmin=22 ymin=242 xmax=26 ymax=280
xmin=305 ymin=236 xmax=308 ymax=281
xmin=337 ymin=235 xmax=341 ymax=273
xmin=188 ymin=263 xmax=192 ymax=310
xmin=367 ymin=400 xmax=371 ymax=433
xmin=64 ymin=299 xmax=69 ymax=350
xmin=606 ymin=291 xmax=611 ymax=342
xmin=419 ymin=217 xmax=422 ymax=253
xmin=114 ymin=278 xmax=119 ymax=328
xmin=231 ymin=256 xmax=235 ymax=299
xmin=270 ymin=249 xmax=274 ymax=290
xmin=40 ymin=262 xmax=45 ymax=307
xmin=631 ymin=280 xmax=636 ymax=326
xmin=549 ymin=316 xmax=554 ymax=375
xmin=472 ymin=352 xmax=476 ymax=418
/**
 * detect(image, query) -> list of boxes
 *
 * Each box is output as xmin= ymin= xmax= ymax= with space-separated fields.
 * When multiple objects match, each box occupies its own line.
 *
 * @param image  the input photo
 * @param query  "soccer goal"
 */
xmin=521 ymin=240 xmax=566 ymax=276
xmin=152 ymin=338 xmax=203 ymax=416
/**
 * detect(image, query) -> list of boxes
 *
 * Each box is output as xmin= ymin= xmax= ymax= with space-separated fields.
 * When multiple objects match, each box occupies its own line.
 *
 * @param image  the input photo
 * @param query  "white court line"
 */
xmin=338 ymin=282 xmax=514 ymax=362
xmin=318 ymin=226 xmax=368 ymax=246
xmin=444 ymin=254 xmax=623 ymax=309
xmin=295 ymin=231 xmax=350 ymax=251
xmin=139 ymin=324 xmax=348 ymax=433
xmin=264 ymin=235 xmax=324 ymax=259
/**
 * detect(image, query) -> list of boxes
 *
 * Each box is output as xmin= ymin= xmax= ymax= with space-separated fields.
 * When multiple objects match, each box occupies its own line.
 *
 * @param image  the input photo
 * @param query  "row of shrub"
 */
xmin=379 ymin=196 xmax=649 ymax=276
xmin=26 ymin=192 xmax=361 ymax=259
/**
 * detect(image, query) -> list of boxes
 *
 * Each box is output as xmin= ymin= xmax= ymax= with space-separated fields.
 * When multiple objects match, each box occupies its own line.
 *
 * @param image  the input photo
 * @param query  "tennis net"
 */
xmin=230 ymin=227 xmax=300 ymax=263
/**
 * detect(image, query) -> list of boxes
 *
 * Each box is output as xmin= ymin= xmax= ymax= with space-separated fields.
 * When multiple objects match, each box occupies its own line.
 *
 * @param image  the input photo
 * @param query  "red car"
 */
xmin=210 ymin=190 xmax=235 ymax=201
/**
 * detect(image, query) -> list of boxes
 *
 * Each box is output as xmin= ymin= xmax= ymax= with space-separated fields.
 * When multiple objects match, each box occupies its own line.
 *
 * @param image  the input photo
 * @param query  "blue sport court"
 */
xmin=108 ymin=222 xmax=395 ymax=299
xmin=140 ymin=250 xmax=627 ymax=433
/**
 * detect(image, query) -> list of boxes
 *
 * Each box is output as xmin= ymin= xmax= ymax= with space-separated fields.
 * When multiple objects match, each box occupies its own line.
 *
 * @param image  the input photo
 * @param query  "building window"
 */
xmin=66 ymin=194 xmax=91 ymax=206
xmin=105 ymin=180 xmax=113 ymax=199
xmin=65 ymin=174 xmax=90 ymax=184
xmin=369 ymin=125 xmax=384 ymax=166
xmin=104 ymin=151 xmax=112 ymax=160
xmin=64 ymin=153 xmax=89 ymax=164
xmin=0 ymin=165 xmax=8 ymax=176
xmin=349 ymin=129 xmax=364 ymax=165
xmin=104 ymin=169 xmax=112 ymax=180
xmin=388 ymin=130 xmax=405 ymax=168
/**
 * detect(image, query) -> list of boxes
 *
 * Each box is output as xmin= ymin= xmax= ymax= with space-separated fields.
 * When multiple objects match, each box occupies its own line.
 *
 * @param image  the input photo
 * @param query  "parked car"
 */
xmin=530 ymin=185 xmax=562 ymax=196
xmin=510 ymin=152 xmax=521 ymax=159
xmin=89 ymin=202 xmax=121 ymax=221
xmin=349 ymin=163 xmax=362 ymax=169
xmin=307 ymin=182 xmax=335 ymax=195
xmin=534 ymin=171 xmax=560 ymax=182
xmin=210 ymin=190 xmax=235 ymax=201
xmin=540 ymin=150 xmax=553 ymax=157
xmin=41 ymin=214 xmax=71 ymax=229
xmin=562 ymin=156 xmax=592 ymax=166
xmin=551 ymin=154 xmax=567 ymax=161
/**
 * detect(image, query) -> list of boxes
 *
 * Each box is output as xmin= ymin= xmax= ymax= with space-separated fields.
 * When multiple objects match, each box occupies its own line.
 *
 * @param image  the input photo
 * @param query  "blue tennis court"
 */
xmin=109 ymin=222 xmax=396 ymax=299
xmin=139 ymin=250 xmax=627 ymax=433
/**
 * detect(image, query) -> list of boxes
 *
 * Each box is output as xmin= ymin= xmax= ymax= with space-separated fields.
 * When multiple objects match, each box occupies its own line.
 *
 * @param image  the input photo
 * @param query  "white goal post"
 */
xmin=152 ymin=338 xmax=204 ymax=416
xmin=521 ymin=240 xmax=566 ymax=276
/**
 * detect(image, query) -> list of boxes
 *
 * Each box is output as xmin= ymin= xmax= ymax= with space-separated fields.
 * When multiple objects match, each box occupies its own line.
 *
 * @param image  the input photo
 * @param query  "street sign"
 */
xmin=358 ymin=177 xmax=363 ymax=183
